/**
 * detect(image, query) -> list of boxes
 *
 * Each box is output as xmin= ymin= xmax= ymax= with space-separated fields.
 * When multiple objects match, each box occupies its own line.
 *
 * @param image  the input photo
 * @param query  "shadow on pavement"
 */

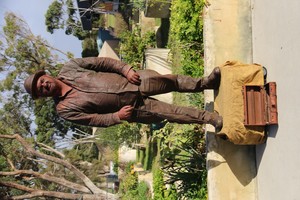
xmin=255 ymin=124 xmax=279 ymax=170
xmin=207 ymin=133 xmax=257 ymax=187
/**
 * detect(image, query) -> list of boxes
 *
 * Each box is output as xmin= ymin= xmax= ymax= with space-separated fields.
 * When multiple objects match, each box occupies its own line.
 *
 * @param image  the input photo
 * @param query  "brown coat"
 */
xmin=55 ymin=57 xmax=209 ymax=127
xmin=55 ymin=57 xmax=139 ymax=127
xmin=58 ymin=57 xmax=137 ymax=93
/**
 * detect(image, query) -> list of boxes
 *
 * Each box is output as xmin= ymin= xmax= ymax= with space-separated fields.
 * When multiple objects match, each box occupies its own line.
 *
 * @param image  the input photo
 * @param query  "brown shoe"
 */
xmin=203 ymin=67 xmax=221 ymax=89
xmin=208 ymin=112 xmax=223 ymax=132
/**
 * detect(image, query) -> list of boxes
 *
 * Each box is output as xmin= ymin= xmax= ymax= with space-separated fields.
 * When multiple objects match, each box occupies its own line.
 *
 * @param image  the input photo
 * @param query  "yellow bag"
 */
xmin=215 ymin=61 xmax=267 ymax=145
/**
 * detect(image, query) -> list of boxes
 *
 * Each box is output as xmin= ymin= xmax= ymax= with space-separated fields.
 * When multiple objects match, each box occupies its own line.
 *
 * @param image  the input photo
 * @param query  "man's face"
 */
xmin=35 ymin=75 xmax=60 ymax=98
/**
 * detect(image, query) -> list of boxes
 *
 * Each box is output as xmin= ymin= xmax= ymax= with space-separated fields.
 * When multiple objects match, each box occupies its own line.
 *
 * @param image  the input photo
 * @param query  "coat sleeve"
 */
xmin=70 ymin=57 xmax=132 ymax=76
xmin=57 ymin=107 xmax=122 ymax=127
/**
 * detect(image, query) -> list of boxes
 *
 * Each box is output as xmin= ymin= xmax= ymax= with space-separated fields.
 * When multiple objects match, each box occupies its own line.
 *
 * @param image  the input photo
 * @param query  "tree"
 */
xmin=45 ymin=0 xmax=89 ymax=40
xmin=45 ymin=0 xmax=64 ymax=33
xmin=0 ymin=134 xmax=117 ymax=200
xmin=81 ymin=37 xmax=99 ymax=57
xmin=0 ymin=12 xmax=78 ymax=146
xmin=0 ymin=12 xmax=72 ymax=95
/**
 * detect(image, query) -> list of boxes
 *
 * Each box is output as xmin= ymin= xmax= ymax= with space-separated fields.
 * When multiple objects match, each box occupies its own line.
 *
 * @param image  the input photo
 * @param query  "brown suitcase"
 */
xmin=243 ymin=82 xmax=278 ymax=126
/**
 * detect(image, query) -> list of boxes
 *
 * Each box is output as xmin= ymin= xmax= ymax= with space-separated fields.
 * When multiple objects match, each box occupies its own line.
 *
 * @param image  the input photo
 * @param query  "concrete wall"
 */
xmin=145 ymin=48 xmax=173 ymax=104
xmin=203 ymin=0 xmax=257 ymax=199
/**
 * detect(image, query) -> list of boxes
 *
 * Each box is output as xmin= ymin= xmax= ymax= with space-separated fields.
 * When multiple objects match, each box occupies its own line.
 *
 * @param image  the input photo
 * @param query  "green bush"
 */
xmin=137 ymin=181 xmax=152 ymax=200
xmin=170 ymin=0 xmax=205 ymax=42
xmin=153 ymin=167 xmax=165 ymax=200
xmin=120 ymin=163 xmax=151 ymax=200
xmin=169 ymin=0 xmax=206 ymax=78
xmin=137 ymin=148 xmax=145 ymax=164
xmin=153 ymin=166 xmax=178 ymax=200
xmin=119 ymin=26 xmax=156 ymax=69
xmin=153 ymin=123 xmax=207 ymax=199
xmin=117 ymin=122 xmax=142 ymax=145
xmin=81 ymin=37 xmax=99 ymax=57
xmin=121 ymin=173 xmax=138 ymax=192
xmin=142 ymin=131 xmax=158 ymax=171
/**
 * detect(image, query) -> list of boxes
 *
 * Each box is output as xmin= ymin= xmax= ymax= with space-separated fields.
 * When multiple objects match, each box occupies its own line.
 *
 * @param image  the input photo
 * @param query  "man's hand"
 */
xmin=118 ymin=105 xmax=134 ymax=120
xmin=126 ymin=69 xmax=141 ymax=85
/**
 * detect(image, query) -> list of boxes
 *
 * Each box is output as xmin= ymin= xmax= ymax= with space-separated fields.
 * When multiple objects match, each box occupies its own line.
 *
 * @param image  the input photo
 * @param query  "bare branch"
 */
xmin=6 ymin=158 xmax=15 ymax=170
xmin=0 ymin=181 xmax=34 ymax=193
xmin=0 ymin=181 xmax=117 ymax=200
xmin=0 ymin=170 xmax=90 ymax=193
xmin=74 ymin=128 xmax=90 ymax=136
xmin=37 ymin=142 xmax=65 ymax=158
xmin=0 ymin=134 xmax=102 ymax=194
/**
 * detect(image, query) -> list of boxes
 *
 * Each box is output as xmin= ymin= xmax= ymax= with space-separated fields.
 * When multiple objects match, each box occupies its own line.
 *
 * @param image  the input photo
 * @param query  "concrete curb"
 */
xmin=203 ymin=0 xmax=258 ymax=199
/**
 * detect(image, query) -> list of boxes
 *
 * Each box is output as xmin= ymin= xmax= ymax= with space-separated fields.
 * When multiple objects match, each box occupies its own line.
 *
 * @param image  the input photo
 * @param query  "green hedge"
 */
xmin=169 ymin=0 xmax=206 ymax=78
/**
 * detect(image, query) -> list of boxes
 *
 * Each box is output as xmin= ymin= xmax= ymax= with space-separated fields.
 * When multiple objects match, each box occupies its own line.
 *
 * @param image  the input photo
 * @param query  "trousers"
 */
xmin=129 ymin=70 xmax=212 ymax=125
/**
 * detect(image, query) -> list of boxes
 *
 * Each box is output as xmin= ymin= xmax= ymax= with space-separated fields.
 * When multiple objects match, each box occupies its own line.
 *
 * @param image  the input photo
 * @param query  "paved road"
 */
xmin=252 ymin=0 xmax=300 ymax=199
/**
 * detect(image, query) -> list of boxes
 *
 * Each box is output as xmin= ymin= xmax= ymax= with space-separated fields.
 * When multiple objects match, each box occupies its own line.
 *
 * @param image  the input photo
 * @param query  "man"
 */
xmin=24 ymin=57 xmax=223 ymax=131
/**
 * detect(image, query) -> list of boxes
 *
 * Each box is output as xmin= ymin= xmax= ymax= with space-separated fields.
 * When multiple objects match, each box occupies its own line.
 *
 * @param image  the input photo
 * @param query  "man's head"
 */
xmin=24 ymin=71 xmax=61 ymax=99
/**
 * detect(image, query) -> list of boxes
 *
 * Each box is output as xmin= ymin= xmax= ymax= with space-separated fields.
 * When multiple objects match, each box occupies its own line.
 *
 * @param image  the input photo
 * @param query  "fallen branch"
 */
xmin=0 ymin=181 xmax=117 ymax=200
xmin=0 ymin=134 xmax=102 ymax=194
xmin=0 ymin=170 xmax=90 ymax=193
xmin=37 ymin=142 xmax=65 ymax=158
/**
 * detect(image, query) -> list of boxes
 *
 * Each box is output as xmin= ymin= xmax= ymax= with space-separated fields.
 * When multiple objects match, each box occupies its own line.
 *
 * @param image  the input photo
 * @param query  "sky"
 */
xmin=0 ymin=0 xmax=82 ymax=58
xmin=0 ymin=0 xmax=84 ymax=143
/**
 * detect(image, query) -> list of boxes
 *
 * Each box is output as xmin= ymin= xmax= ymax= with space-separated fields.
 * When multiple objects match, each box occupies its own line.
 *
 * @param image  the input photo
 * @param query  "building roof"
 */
xmin=98 ymin=40 xmax=120 ymax=60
